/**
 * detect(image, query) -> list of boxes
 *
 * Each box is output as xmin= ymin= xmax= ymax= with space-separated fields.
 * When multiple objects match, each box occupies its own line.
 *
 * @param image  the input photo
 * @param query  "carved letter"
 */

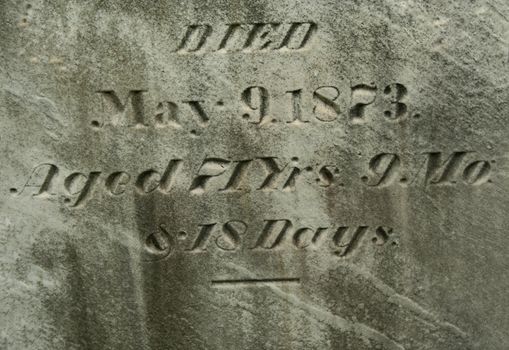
xmin=221 ymin=159 xmax=253 ymax=191
xmin=463 ymin=160 xmax=491 ymax=185
xmin=216 ymin=220 xmax=246 ymax=251
xmin=316 ymin=165 xmax=336 ymax=187
xmin=97 ymin=90 xmax=147 ymax=127
xmin=286 ymin=89 xmax=308 ymax=124
xmin=243 ymin=23 xmax=281 ymax=51
xmin=424 ymin=151 xmax=468 ymax=184
xmin=105 ymin=171 xmax=131 ymax=195
xmin=135 ymin=160 xmax=183 ymax=194
xmin=257 ymin=157 xmax=288 ymax=190
xmin=349 ymin=84 xmax=377 ymax=122
xmin=136 ymin=170 xmax=161 ymax=194
xmin=64 ymin=172 xmax=101 ymax=207
xmin=383 ymin=83 xmax=407 ymax=119
xmin=155 ymin=101 xmax=180 ymax=127
xmin=251 ymin=219 xmax=292 ymax=249
xmin=182 ymin=100 xmax=210 ymax=126
xmin=313 ymin=86 xmax=341 ymax=122
xmin=159 ymin=159 xmax=183 ymax=193
xmin=188 ymin=223 xmax=217 ymax=251
xmin=293 ymin=227 xmax=315 ymax=249
xmin=362 ymin=153 xmax=401 ymax=187
xmin=332 ymin=226 xmax=369 ymax=257
xmin=177 ymin=24 xmax=212 ymax=52
xmin=277 ymin=22 xmax=316 ymax=50
xmin=241 ymin=86 xmax=270 ymax=125
xmin=16 ymin=163 xmax=58 ymax=197
xmin=189 ymin=158 xmax=231 ymax=194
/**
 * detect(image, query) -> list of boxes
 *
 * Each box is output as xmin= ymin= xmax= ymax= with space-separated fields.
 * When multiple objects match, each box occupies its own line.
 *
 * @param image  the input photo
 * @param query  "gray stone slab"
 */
xmin=1 ymin=1 xmax=508 ymax=349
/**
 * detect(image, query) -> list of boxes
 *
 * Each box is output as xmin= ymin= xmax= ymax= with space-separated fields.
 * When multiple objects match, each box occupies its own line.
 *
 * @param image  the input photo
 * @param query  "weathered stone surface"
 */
xmin=1 ymin=1 xmax=508 ymax=349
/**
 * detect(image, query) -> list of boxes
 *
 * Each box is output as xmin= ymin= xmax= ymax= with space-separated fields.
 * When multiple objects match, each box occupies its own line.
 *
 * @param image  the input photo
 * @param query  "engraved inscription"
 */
xmin=10 ymin=151 xmax=496 ymax=207
xmin=241 ymin=86 xmax=271 ymax=124
xmin=361 ymin=151 xmax=494 ymax=187
xmin=176 ymin=22 xmax=317 ymax=53
xmin=242 ymin=83 xmax=412 ymax=125
xmin=142 ymin=224 xmax=174 ymax=262
xmin=143 ymin=218 xmax=398 ymax=259
xmin=92 ymin=83 xmax=414 ymax=129
xmin=96 ymin=90 xmax=148 ymax=127
xmin=93 ymin=90 xmax=213 ymax=129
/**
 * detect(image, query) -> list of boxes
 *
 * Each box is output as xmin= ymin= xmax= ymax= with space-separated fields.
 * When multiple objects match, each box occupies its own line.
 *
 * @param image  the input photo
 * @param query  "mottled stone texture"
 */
xmin=1 ymin=1 xmax=508 ymax=349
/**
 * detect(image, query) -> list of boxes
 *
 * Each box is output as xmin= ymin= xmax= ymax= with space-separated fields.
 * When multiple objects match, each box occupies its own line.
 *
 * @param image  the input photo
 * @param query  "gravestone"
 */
xmin=1 ymin=1 xmax=508 ymax=349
